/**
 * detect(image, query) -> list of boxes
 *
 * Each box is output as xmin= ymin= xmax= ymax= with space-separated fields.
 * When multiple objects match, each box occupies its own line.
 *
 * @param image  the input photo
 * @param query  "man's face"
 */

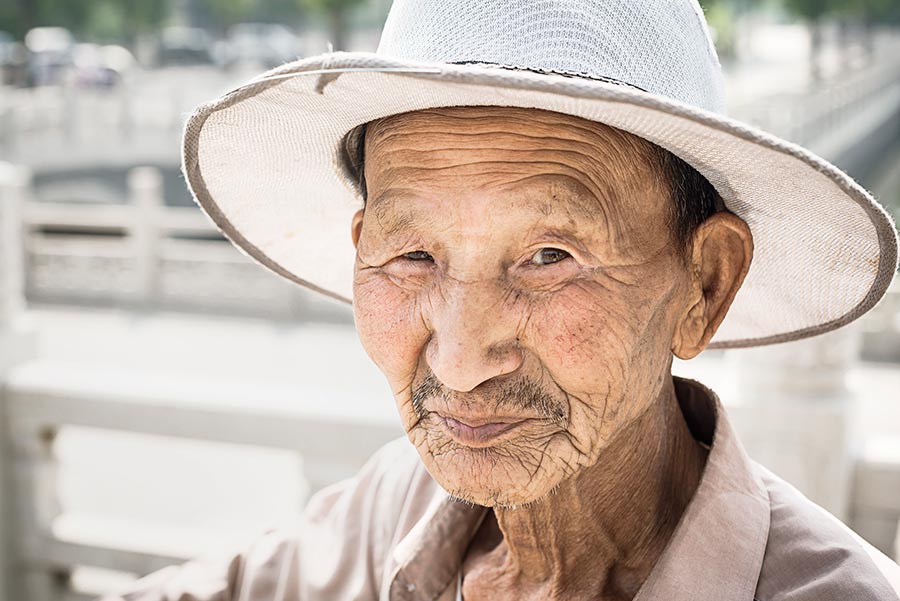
xmin=352 ymin=107 xmax=695 ymax=507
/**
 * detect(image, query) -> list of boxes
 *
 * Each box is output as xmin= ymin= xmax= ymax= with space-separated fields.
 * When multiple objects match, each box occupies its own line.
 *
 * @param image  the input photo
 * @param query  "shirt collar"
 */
xmin=633 ymin=377 xmax=770 ymax=601
xmin=389 ymin=495 xmax=485 ymax=600
xmin=389 ymin=377 xmax=771 ymax=601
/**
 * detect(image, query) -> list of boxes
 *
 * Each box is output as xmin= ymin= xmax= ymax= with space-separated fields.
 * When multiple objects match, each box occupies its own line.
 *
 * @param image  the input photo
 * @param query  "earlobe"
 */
xmin=673 ymin=212 xmax=753 ymax=359
xmin=351 ymin=209 xmax=365 ymax=249
xmin=672 ymin=285 xmax=707 ymax=360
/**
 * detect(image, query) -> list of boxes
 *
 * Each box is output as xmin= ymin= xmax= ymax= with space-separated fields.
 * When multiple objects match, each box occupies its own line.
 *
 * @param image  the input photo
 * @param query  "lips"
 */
xmin=437 ymin=413 xmax=530 ymax=447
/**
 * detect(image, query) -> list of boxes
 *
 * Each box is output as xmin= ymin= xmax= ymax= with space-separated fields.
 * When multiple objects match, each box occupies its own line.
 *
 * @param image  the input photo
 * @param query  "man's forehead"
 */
xmin=363 ymin=107 xmax=669 ymax=232
xmin=365 ymin=106 xmax=656 ymax=154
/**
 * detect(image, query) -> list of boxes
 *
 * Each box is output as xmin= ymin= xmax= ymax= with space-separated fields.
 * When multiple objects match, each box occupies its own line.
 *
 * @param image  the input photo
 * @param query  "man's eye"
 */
xmin=530 ymin=248 xmax=570 ymax=266
xmin=403 ymin=250 xmax=433 ymax=261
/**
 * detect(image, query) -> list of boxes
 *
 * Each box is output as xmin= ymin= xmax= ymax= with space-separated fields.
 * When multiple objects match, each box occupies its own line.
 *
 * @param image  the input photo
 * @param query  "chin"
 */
xmin=449 ymin=486 xmax=554 ymax=509
xmin=412 ymin=433 xmax=567 ymax=508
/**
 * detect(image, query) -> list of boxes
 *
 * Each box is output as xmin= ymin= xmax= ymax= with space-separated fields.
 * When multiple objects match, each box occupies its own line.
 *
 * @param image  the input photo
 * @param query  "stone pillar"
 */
xmin=726 ymin=326 xmax=859 ymax=520
xmin=129 ymin=166 xmax=164 ymax=307
xmin=0 ymin=162 xmax=38 ymax=373
xmin=0 ymin=162 xmax=38 ymax=601
xmin=0 ymin=164 xmax=36 ymax=363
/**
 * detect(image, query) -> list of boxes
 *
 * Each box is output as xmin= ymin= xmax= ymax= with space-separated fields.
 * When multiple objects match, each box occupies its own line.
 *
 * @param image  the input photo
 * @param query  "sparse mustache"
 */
xmin=411 ymin=371 xmax=567 ymax=426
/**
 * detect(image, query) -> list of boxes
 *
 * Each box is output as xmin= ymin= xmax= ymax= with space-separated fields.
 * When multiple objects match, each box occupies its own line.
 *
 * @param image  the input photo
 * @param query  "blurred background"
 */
xmin=1 ymin=0 xmax=900 ymax=599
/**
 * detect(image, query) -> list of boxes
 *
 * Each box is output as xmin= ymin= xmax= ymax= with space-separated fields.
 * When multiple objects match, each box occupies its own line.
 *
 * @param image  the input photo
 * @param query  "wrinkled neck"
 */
xmin=466 ymin=376 xmax=708 ymax=600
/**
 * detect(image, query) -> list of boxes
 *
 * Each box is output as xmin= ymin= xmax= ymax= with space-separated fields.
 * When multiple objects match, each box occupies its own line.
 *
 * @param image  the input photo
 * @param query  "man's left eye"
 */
xmin=530 ymin=248 xmax=571 ymax=266
xmin=403 ymin=250 xmax=433 ymax=261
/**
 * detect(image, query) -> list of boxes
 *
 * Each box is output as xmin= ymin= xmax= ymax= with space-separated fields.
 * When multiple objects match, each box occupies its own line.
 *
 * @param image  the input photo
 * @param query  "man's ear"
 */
xmin=351 ymin=208 xmax=365 ymax=249
xmin=672 ymin=212 xmax=753 ymax=360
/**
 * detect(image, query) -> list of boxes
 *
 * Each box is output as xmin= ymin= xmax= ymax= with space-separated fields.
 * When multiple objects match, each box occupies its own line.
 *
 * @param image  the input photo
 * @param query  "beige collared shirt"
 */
xmin=105 ymin=378 xmax=900 ymax=601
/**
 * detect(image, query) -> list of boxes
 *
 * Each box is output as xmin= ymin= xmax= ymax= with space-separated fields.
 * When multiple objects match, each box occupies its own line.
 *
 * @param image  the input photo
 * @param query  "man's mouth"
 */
xmin=436 ymin=413 xmax=529 ymax=447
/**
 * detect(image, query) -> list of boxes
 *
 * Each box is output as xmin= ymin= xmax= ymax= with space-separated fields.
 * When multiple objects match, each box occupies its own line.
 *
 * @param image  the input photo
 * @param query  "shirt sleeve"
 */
xmin=98 ymin=436 xmax=420 ymax=601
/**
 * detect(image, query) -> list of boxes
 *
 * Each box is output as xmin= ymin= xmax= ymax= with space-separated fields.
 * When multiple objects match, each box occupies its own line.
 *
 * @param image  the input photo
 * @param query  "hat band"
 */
xmin=448 ymin=60 xmax=649 ymax=92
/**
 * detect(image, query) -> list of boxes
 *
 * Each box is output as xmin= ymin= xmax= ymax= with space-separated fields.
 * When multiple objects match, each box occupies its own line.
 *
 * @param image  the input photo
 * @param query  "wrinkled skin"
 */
xmin=351 ymin=107 xmax=752 ymax=599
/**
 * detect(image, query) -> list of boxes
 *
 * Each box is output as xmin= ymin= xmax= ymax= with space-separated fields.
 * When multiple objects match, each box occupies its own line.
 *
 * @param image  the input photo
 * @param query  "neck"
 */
xmin=463 ymin=375 xmax=708 ymax=600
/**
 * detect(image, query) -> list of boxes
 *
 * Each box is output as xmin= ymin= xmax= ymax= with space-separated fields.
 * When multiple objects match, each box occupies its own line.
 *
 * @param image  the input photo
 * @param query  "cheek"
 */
xmin=531 ymin=281 xmax=644 ymax=389
xmin=529 ymin=278 xmax=677 ymax=435
xmin=353 ymin=271 xmax=429 ymax=392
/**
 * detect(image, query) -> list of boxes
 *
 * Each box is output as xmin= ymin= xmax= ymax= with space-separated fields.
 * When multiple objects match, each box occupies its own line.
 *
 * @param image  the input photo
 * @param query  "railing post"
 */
xmin=11 ymin=419 xmax=65 ymax=601
xmin=0 ymin=164 xmax=28 ymax=334
xmin=129 ymin=166 xmax=164 ymax=308
xmin=0 ymin=162 xmax=38 ymax=601
xmin=0 ymin=101 xmax=14 ymax=157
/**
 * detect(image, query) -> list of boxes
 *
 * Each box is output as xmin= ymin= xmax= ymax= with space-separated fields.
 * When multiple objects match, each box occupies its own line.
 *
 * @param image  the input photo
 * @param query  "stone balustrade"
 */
xmin=20 ymin=165 xmax=350 ymax=323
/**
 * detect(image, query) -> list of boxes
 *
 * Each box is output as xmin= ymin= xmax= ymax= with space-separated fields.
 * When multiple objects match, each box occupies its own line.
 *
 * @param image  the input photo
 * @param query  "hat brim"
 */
xmin=182 ymin=52 xmax=898 ymax=349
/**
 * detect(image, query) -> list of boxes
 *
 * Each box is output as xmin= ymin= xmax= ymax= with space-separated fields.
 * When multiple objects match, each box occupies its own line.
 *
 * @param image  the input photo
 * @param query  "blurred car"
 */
xmin=24 ymin=26 xmax=75 ymax=86
xmin=216 ymin=23 xmax=300 ymax=69
xmin=0 ymin=31 xmax=27 ymax=86
xmin=156 ymin=27 xmax=214 ymax=67
xmin=72 ymin=43 xmax=136 ymax=88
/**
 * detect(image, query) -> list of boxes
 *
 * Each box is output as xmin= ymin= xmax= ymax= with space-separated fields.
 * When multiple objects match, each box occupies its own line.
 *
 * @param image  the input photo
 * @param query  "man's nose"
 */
xmin=425 ymin=282 xmax=524 ymax=393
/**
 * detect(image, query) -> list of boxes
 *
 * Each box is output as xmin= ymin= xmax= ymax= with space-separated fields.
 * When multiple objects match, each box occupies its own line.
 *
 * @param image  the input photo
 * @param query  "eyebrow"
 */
xmin=368 ymin=191 xmax=438 ymax=239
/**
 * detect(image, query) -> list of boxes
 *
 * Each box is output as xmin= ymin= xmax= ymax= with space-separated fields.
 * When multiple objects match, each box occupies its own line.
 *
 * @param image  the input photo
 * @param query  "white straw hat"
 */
xmin=182 ymin=0 xmax=898 ymax=349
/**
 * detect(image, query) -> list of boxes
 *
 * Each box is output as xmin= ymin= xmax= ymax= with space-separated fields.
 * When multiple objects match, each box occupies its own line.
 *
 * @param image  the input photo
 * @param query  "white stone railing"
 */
xmin=0 ymin=161 xmax=385 ymax=601
xmin=852 ymin=438 xmax=900 ymax=558
xmin=728 ymin=37 xmax=900 ymax=153
xmin=0 ymin=69 xmax=232 ymax=171
xmin=861 ymin=280 xmax=900 ymax=362
xmin=0 ymin=162 xmax=39 ymax=601
xmin=2 ymin=362 xmax=403 ymax=601
xmin=19 ymin=166 xmax=348 ymax=322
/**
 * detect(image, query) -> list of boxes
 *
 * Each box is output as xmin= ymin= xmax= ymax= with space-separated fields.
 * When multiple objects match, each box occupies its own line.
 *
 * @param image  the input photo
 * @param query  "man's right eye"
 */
xmin=403 ymin=250 xmax=433 ymax=261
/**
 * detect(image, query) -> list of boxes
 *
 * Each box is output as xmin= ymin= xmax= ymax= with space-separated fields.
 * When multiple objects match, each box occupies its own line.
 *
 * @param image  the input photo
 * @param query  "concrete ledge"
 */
xmin=851 ymin=438 xmax=900 ymax=559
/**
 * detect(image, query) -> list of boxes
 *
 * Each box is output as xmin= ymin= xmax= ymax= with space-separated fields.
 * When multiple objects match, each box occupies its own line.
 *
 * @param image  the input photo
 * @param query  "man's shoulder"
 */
xmin=306 ymin=435 xmax=430 ymax=512
xmin=305 ymin=435 xmax=442 ymax=535
xmin=362 ymin=435 xmax=434 ymax=499
xmin=755 ymin=465 xmax=900 ymax=601
xmin=354 ymin=435 xmax=426 ymax=491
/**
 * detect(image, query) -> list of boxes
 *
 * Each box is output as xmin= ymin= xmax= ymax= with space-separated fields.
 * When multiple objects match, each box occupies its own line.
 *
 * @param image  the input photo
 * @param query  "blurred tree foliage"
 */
xmin=698 ymin=0 xmax=738 ymax=60
xmin=190 ymin=0 xmax=366 ymax=41
xmin=300 ymin=0 xmax=367 ymax=50
xmin=701 ymin=0 xmax=900 ymax=21
xmin=782 ymin=0 xmax=900 ymax=77
xmin=782 ymin=0 xmax=834 ymax=20
xmin=841 ymin=0 xmax=900 ymax=22
xmin=0 ymin=0 xmax=167 ymax=42
xmin=191 ymin=0 xmax=323 ymax=33
xmin=698 ymin=0 xmax=900 ymax=76
xmin=196 ymin=0 xmax=256 ymax=32
xmin=782 ymin=0 xmax=837 ymax=79
xmin=0 ymin=0 xmax=362 ymax=44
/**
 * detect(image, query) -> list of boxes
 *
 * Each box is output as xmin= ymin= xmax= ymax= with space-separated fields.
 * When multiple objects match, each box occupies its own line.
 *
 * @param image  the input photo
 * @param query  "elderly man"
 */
xmin=109 ymin=0 xmax=900 ymax=600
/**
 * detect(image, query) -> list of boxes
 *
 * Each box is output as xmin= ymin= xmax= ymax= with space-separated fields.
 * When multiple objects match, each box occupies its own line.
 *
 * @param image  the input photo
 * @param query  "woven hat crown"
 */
xmin=377 ymin=0 xmax=727 ymax=113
